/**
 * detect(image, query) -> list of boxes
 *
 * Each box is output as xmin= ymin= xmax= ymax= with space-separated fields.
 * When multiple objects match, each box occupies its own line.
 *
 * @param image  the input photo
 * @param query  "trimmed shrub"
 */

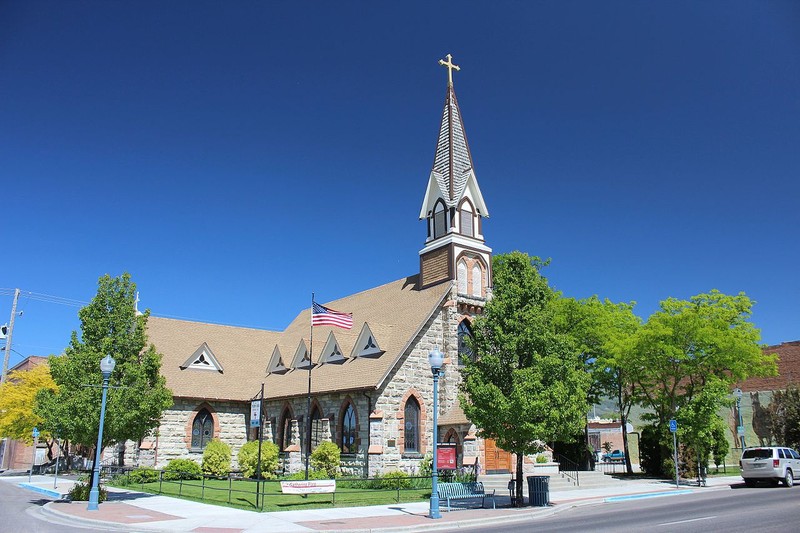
xmin=202 ymin=439 xmax=231 ymax=477
xmin=284 ymin=469 xmax=330 ymax=481
xmin=238 ymin=440 xmax=280 ymax=479
xmin=310 ymin=441 xmax=341 ymax=478
xmin=163 ymin=458 xmax=202 ymax=481
xmin=128 ymin=467 xmax=159 ymax=484
xmin=379 ymin=470 xmax=411 ymax=490
xmin=68 ymin=481 xmax=107 ymax=502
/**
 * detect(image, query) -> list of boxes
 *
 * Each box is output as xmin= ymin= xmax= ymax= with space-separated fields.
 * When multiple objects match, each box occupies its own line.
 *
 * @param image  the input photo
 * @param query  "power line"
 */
xmin=0 ymin=288 xmax=87 ymax=308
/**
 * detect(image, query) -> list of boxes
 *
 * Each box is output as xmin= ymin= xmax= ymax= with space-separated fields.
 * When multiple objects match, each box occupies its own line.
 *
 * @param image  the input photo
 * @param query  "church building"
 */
xmin=132 ymin=55 xmax=514 ymax=476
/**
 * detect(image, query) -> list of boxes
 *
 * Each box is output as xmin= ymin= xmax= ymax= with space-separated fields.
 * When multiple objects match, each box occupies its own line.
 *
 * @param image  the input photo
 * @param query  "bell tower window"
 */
xmin=460 ymin=203 xmax=474 ymax=237
xmin=457 ymin=260 xmax=467 ymax=294
xmin=433 ymin=201 xmax=447 ymax=239
xmin=471 ymin=263 xmax=482 ymax=297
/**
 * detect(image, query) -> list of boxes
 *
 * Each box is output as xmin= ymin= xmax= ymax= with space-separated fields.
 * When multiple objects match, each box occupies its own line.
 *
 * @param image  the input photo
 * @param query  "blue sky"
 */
xmin=2 ymin=1 xmax=798 ymax=365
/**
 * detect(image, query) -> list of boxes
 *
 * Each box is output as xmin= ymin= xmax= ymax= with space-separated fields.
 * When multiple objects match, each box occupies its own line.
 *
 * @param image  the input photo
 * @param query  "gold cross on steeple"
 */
xmin=438 ymin=54 xmax=460 ymax=87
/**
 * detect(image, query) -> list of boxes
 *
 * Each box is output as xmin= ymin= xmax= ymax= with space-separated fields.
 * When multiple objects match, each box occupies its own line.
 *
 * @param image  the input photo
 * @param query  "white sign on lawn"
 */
xmin=280 ymin=480 xmax=336 ymax=494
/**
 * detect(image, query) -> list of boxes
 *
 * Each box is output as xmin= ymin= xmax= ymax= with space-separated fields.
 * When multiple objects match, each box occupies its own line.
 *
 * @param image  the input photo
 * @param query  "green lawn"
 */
xmin=111 ymin=477 xmax=431 ymax=512
xmin=707 ymin=465 xmax=741 ymax=477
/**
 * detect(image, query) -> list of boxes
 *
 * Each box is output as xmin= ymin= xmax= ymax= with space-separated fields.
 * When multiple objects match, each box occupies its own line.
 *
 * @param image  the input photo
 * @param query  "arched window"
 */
xmin=458 ymin=320 xmax=473 ymax=366
xmin=433 ymin=202 xmax=447 ymax=239
xmin=457 ymin=260 xmax=467 ymax=294
xmin=279 ymin=408 xmax=293 ymax=451
xmin=471 ymin=264 xmax=482 ymax=297
xmin=340 ymin=402 xmax=357 ymax=454
xmin=460 ymin=203 xmax=474 ymax=237
xmin=191 ymin=408 xmax=214 ymax=450
xmin=310 ymin=405 xmax=322 ymax=451
xmin=404 ymin=397 xmax=421 ymax=453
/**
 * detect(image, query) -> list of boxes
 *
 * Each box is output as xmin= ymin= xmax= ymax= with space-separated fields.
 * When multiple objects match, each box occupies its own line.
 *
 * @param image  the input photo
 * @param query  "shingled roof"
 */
xmin=419 ymin=84 xmax=489 ymax=218
xmin=148 ymin=275 xmax=450 ymax=402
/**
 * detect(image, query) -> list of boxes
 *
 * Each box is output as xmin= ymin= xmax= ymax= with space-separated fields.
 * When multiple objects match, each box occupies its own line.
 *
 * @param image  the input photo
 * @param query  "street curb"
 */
xmin=18 ymin=482 xmax=64 ymax=499
xmin=40 ymin=503 xmax=177 ymax=533
xmin=605 ymin=489 xmax=694 ymax=502
xmin=37 ymin=482 xmax=738 ymax=533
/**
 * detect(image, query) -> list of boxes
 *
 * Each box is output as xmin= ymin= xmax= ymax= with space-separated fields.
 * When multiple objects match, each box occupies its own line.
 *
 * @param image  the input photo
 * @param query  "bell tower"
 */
xmin=419 ymin=55 xmax=491 ymax=300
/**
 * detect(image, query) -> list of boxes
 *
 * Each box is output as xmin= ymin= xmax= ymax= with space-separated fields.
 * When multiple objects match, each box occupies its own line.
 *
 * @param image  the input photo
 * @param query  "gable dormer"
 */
xmin=180 ymin=342 xmax=224 ymax=373
xmin=267 ymin=345 xmax=289 ymax=374
xmin=351 ymin=323 xmax=384 ymax=358
xmin=419 ymin=54 xmax=491 ymax=290
xmin=290 ymin=339 xmax=313 ymax=370
xmin=318 ymin=332 xmax=347 ymax=364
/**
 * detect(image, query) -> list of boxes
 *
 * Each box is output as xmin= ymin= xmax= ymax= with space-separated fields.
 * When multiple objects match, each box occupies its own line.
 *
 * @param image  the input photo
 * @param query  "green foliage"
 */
xmin=163 ymin=458 xmax=202 ymax=480
xmin=35 ymin=274 xmax=173 ymax=452
xmin=639 ymin=424 xmax=667 ymax=476
xmin=128 ymin=467 xmax=159 ymax=484
xmin=201 ymin=439 xmax=231 ymax=477
xmin=237 ymin=440 xmax=279 ymax=479
xmin=769 ymin=384 xmax=800 ymax=450
xmin=379 ymin=470 xmax=411 ymax=489
xmin=417 ymin=452 xmax=432 ymax=478
xmin=284 ymin=469 xmax=331 ymax=480
xmin=626 ymin=290 xmax=776 ymax=476
xmin=709 ymin=422 xmax=730 ymax=468
xmin=68 ymin=481 xmax=107 ymax=502
xmin=535 ymin=454 xmax=548 ymax=464
xmin=602 ymin=441 xmax=613 ymax=454
xmin=0 ymin=365 xmax=57 ymax=443
xmin=459 ymin=252 xmax=591 ymax=501
xmin=310 ymin=441 xmax=341 ymax=478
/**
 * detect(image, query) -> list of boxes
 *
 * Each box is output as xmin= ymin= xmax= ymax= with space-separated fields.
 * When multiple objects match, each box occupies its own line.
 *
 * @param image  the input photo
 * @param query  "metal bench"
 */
xmin=437 ymin=481 xmax=495 ymax=511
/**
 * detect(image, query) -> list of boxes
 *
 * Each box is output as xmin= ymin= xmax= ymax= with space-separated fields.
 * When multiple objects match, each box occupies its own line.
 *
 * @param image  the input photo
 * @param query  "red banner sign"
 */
xmin=437 ymin=445 xmax=457 ymax=470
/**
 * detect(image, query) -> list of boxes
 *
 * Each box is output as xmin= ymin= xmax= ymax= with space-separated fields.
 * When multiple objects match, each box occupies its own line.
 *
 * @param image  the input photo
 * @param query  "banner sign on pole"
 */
xmin=437 ymin=444 xmax=457 ymax=470
xmin=250 ymin=400 xmax=261 ymax=428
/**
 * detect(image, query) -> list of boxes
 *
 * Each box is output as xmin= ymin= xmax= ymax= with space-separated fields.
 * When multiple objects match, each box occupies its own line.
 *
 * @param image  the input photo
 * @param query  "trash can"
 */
xmin=527 ymin=475 xmax=549 ymax=506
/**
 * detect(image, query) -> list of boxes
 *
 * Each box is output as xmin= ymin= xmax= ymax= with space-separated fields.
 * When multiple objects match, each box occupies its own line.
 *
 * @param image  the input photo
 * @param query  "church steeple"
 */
xmin=419 ymin=55 xmax=491 ymax=293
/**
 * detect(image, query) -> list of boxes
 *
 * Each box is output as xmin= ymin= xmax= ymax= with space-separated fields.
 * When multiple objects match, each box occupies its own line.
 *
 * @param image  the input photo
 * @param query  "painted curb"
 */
xmin=18 ymin=482 xmax=64 ymax=499
xmin=605 ymin=489 xmax=694 ymax=502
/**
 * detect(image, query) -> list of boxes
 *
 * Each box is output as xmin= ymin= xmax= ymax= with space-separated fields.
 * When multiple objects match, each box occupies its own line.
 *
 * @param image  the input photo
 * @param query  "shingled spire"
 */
xmin=419 ymin=55 xmax=491 ymax=292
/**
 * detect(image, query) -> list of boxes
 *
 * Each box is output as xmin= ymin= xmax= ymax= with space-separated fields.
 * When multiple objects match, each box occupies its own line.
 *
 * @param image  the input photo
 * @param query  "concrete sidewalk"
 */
xmin=3 ymin=473 xmax=741 ymax=533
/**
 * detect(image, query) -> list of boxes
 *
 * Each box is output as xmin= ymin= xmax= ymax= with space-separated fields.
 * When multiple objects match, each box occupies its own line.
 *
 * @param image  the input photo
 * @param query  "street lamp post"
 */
xmin=733 ymin=388 xmax=745 ymax=450
xmin=428 ymin=347 xmax=444 ymax=520
xmin=88 ymin=354 xmax=115 ymax=511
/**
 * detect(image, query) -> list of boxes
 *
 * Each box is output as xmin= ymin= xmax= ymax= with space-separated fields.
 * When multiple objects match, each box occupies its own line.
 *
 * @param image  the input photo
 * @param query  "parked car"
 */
xmin=740 ymin=446 xmax=800 ymax=487
xmin=602 ymin=449 xmax=625 ymax=462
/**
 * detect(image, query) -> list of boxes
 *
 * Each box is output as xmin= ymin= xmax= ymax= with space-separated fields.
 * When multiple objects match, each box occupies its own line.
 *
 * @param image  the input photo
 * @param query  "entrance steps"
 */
xmin=478 ymin=470 xmax=619 ymax=495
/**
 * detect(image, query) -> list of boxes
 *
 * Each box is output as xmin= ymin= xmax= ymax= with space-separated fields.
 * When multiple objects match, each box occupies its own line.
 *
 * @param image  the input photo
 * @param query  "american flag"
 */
xmin=312 ymin=302 xmax=353 ymax=329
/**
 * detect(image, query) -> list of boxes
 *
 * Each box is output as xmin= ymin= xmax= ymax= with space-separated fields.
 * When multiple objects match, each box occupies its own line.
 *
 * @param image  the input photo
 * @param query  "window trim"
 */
xmin=403 ymin=396 xmax=421 ymax=454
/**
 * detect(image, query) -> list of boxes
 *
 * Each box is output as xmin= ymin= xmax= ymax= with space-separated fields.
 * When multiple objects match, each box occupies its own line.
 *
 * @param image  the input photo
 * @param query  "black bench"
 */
xmin=437 ymin=481 xmax=495 ymax=511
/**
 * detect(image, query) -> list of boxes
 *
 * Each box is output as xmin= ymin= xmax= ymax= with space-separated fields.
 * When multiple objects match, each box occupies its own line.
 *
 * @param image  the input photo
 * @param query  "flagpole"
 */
xmin=306 ymin=292 xmax=314 ymax=481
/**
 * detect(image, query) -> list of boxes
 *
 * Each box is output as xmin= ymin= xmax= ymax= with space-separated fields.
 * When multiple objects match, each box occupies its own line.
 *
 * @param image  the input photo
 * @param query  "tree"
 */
xmin=35 ymin=274 xmax=173 ymax=476
xmin=575 ymin=297 xmax=640 ymax=474
xmin=769 ymin=385 xmax=800 ymax=450
xmin=460 ymin=252 xmax=591 ymax=506
xmin=626 ymin=290 xmax=776 ymax=475
xmin=0 ymin=365 xmax=58 ymax=457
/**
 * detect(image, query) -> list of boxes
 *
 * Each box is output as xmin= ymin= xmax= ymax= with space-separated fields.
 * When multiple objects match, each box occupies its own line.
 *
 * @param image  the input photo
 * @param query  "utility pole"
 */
xmin=1 ymin=288 xmax=21 ymax=384
xmin=1 ymin=288 xmax=20 ymax=471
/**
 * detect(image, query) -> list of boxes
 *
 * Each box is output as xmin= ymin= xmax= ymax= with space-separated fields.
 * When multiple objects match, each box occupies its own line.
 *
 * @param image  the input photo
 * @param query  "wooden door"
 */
xmin=484 ymin=439 xmax=512 ymax=473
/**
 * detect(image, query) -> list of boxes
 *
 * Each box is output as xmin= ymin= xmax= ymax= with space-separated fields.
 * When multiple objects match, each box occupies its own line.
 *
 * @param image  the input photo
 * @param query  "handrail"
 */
xmin=554 ymin=453 xmax=579 ymax=486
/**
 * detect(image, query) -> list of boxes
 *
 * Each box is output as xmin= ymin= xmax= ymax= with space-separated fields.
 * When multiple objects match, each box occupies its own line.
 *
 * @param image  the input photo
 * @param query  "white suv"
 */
xmin=740 ymin=447 xmax=800 ymax=487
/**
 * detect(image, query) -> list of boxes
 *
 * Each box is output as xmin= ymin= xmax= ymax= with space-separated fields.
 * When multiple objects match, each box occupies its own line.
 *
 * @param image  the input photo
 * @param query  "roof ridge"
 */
xmin=148 ymin=315 xmax=281 ymax=334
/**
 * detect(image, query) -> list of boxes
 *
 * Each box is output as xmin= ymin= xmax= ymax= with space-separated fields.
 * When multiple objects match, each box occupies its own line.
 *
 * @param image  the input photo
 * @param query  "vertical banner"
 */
xmin=250 ymin=400 xmax=262 ymax=428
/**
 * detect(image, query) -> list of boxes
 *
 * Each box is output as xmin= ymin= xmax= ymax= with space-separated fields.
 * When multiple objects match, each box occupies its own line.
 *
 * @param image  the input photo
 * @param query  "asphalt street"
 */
xmin=461 ymin=484 xmax=798 ymax=533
